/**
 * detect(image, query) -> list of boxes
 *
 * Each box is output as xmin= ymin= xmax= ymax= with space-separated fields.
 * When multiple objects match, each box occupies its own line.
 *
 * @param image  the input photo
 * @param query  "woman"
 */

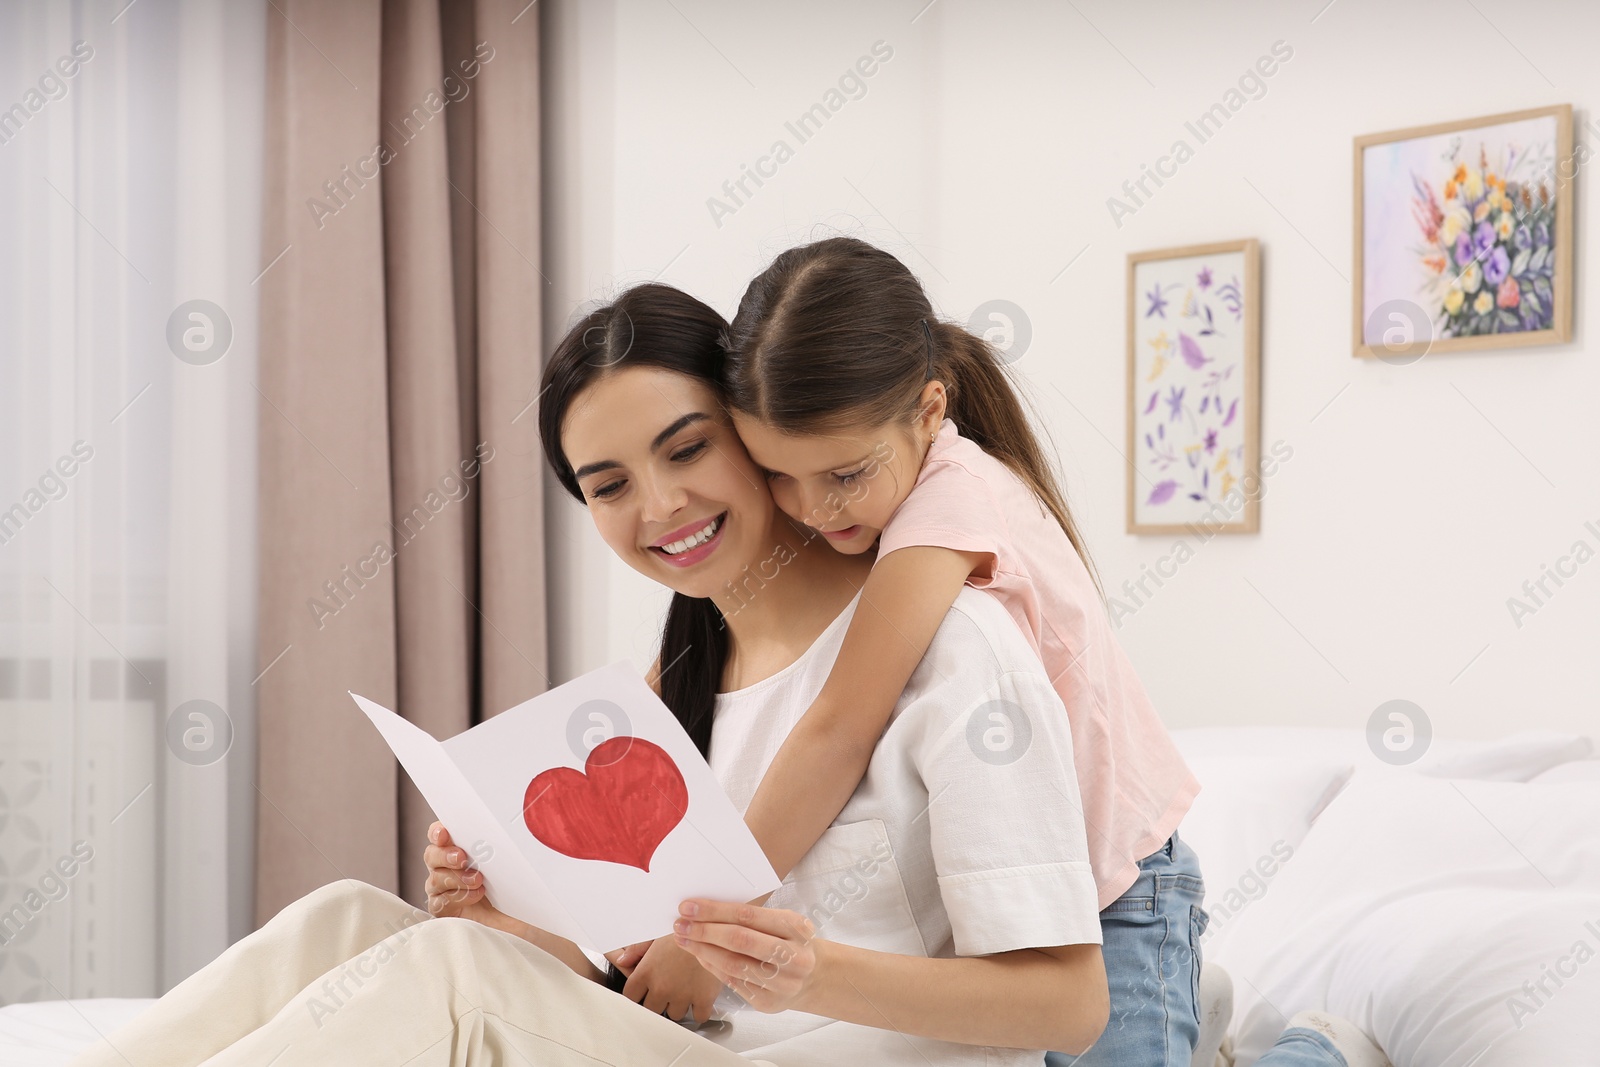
xmin=68 ymin=283 xmax=1110 ymax=1067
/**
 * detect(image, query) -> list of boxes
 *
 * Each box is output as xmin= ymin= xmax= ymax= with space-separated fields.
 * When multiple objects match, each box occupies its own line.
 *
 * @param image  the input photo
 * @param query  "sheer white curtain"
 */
xmin=0 ymin=0 xmax=264 ymax=1000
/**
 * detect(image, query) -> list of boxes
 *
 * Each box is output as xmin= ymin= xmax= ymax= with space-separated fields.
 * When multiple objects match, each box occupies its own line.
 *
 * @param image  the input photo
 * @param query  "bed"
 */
xmin=0 ymin=998 xmax=154 ymax=1066
xmin=1174 ymin=726 xmax=1600 ymax=1066
xmin=6 ymin=726 xmax=1595 ymax=1067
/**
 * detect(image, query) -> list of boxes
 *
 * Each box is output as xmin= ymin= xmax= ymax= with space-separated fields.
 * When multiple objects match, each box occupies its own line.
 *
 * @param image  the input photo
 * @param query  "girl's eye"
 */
xmin=671 ymin=441 xmax=709 ymax=463
xmin=590 ymin=479 xmax=625 ymax=500
xmin=833 ymin=468 xmax=868 ymax=486
xmin=761 ymin=468 xmax=787 ymax=482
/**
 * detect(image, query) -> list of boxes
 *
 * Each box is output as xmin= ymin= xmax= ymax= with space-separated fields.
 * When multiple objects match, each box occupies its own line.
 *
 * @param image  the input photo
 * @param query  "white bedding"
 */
xmin=0 ymin=998 xmax=155 ymax=1067
xmin=1174 ymin=726 xmax=1598 ymax=1066
xmin=8 ymin=728 xmax=1594 ymax=1066
xmin=1218 ymin=774 xmax=1600 ymax=1066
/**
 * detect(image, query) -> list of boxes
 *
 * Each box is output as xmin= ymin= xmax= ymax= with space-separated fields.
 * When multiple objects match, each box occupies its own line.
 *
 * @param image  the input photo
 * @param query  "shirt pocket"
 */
xmin=768 ymin=818 xmax=928 ymax=958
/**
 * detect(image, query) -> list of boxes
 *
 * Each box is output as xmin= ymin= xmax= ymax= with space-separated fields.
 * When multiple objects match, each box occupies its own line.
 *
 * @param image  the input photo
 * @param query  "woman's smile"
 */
xmin=649 ymin=511 xmax=728 ymax=567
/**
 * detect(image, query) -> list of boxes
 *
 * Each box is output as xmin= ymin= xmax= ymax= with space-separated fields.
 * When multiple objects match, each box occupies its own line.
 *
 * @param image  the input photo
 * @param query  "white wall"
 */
xmin=542 ymin=0 xmax=1600 ymax=741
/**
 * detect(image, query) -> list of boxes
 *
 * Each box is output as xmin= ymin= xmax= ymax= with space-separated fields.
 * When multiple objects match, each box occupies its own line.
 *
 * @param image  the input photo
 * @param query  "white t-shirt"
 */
xmin=702 ymin=587 xmax=1102 ymax=1067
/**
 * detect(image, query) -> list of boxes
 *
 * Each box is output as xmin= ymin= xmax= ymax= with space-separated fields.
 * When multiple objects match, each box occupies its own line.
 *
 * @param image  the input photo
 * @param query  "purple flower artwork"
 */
xmin=1360 ymin=108 xmax=1566 ymax=350
xmin=1130 ymin=245 xmax=1256 ymax=531
xmin=1408 ymin=149 xmax=1557 ymax=337
xmin=1144 ymin=282 xmax=1173 ymax=319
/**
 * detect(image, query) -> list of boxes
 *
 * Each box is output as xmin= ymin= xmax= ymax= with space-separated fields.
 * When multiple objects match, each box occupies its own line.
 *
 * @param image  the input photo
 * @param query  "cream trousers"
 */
xmin=67 ymin=880 xmax=775 ymax=1067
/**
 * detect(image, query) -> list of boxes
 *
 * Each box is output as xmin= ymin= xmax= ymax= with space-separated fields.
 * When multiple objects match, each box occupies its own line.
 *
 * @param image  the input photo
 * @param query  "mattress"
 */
xmin=0 ymin=998 xmax=155 ymax=1067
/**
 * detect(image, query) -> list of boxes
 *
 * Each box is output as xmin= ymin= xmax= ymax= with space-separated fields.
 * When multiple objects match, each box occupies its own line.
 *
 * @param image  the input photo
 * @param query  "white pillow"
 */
xmin=1172 ymin=727 xmax=1592 ymax=782
xmin=1532 ymin=759 xmax=1600 ymax=784
xmin=1171 ymin=726 xmax=1592 ymax=937
xmin=1425 ymin=732 xmax=1594 ymax=780
xmin=1216 ymin=773 xmax=1600 ymax=1066
xmin=1175 ymin=754 xmax=1353 ymax=941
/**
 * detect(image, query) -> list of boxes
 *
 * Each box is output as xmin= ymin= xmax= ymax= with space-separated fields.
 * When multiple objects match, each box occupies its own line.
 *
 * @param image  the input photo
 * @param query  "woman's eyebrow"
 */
xmin=572 ymin=458 xmax=620 ymax=481
xmin=571 ymin=412 xmax=712 ymax=481
xmin=650 ymin=412 xmax=711 ymax=451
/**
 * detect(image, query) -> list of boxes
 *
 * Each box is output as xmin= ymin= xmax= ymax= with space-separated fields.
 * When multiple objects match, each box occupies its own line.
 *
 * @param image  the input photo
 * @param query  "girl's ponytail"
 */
xmin=933 ymin=322 xmax=1105 ymax=602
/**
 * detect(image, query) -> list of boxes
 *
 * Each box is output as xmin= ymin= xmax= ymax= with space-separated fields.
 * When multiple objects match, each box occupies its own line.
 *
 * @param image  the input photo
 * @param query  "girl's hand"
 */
xmin=605 ymin=938 xmax=654 ymax=976
xmin=622 ymin=935 xmax=727 ymax=1023
xmin=672 ymin=899 xmax=820 ymax=1014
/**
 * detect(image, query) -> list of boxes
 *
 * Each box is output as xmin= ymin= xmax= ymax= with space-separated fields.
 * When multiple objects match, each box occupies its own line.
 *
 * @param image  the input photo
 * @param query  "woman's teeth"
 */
xmin=660 ymin=515 xmax=721 ymax=555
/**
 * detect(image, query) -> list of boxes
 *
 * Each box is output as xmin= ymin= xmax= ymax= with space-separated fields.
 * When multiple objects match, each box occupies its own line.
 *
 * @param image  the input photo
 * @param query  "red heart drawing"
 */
xmin=521 ymin=736 xmax=688 ymax=872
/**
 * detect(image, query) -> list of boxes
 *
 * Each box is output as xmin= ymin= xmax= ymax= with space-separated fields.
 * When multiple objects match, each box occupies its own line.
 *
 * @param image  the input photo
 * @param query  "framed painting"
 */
xmin=1354 ymin=104 xmax=1572 ymax=359
xmin=1126 ymin=239 xmax=1261 ymax=536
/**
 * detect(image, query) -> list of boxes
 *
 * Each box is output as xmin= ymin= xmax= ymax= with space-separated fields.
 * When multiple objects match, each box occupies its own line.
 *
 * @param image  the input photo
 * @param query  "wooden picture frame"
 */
xmin=1125 ymin=239 xmax=1261 ymax=536
xmin=1353 ymin=103 xmax=1573 ymax=359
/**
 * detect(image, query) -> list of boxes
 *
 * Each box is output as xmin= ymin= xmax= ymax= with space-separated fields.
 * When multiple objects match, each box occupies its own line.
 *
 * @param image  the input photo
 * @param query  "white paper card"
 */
xmin=349 ymin=662 xmax=779 ymax=952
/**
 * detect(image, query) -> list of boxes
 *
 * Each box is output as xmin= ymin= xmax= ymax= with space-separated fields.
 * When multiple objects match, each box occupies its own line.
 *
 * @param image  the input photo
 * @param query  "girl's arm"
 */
xmin=507 ymin=919 xmax=608 ymax=984
xmin=611 ymin=553 xmax=981 ymax=1014
xmin=676 ymin=899 xmax=1109 ymax=1054
xmin=742 ymin=545 xmax=990 ymax=879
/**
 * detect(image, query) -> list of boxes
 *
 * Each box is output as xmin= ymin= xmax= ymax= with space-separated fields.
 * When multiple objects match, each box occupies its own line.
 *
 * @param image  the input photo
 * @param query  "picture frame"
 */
xmin=1353 ymin=103 xmax=1573 ymax=360
xmin=1125 ymin=239 xmax=1261 ymax=536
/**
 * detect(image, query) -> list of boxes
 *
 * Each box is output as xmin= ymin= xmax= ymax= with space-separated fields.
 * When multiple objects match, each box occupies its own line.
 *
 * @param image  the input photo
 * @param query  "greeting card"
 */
xmin=349 ymin=662 xmax=779 ymax=952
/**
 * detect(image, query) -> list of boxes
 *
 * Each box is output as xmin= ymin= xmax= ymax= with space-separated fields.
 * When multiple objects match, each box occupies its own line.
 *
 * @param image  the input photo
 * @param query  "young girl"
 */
xmin=715 ymin=236 xmax=1204 ymax=1066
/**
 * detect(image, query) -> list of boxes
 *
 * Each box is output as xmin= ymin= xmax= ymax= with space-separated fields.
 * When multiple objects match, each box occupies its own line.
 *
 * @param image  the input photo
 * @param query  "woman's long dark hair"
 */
xmin=722 ymin=236 xmax=1103 ymax=601
xmin=538 ymin=284 xmax=731 ymax=758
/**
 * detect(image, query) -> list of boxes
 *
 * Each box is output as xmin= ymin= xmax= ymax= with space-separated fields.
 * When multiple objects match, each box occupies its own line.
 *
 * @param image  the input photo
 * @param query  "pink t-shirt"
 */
xmin=878 ymin=419 xmax=1199 ymax=909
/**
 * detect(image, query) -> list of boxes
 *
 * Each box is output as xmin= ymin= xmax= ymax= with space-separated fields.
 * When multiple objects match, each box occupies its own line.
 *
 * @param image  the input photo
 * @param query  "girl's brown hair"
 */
xmin=722 ymin=236 xmax=1103 ymax=600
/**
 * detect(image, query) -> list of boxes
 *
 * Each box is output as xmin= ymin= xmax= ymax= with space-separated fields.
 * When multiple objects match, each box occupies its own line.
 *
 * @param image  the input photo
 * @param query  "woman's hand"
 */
xmin=424 ymin=822 xmax=515 ymax=933
xmin=672 ymin=899 xmax=821 ymax=1014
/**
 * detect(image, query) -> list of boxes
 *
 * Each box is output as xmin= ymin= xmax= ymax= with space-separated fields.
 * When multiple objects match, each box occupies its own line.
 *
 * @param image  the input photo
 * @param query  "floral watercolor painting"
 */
xmin=1357 ymin=107 xmax=1571 ymax=354
xmin=1128 ymin=242 xmax=1259 ymax=533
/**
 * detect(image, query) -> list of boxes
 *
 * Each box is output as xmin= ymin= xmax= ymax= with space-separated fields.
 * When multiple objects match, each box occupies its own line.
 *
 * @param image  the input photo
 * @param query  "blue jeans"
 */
xmin=1253 ymin=1027 xmax=1350 ymax=1066
xmin=1045 ymin=831 xmax=1207 ymax=1067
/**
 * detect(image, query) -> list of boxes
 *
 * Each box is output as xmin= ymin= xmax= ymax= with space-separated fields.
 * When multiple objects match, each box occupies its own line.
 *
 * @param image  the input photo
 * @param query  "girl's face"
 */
xmin=731 ymin=411 xmax=931 ymax=556
xmin=561 ymin=367 xmax=774 ymax=599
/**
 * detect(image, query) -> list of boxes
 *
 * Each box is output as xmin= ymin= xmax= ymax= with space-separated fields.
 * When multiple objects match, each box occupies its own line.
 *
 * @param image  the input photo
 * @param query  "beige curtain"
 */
xmin=254 ymin=0 xmax=547 ymax=926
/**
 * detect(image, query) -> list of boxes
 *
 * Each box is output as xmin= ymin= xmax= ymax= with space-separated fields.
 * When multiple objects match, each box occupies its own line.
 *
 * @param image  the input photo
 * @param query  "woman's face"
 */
xmin=561 ymin=366 xmax=776 ymax=600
